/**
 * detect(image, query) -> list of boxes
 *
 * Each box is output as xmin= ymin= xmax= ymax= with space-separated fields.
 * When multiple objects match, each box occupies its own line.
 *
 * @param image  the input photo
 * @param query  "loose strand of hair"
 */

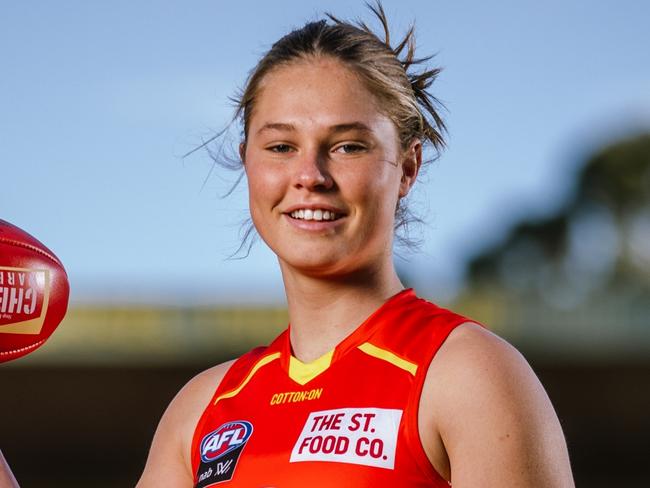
xmin=364 ymin=0 xmax=390 ymax=46
xmin=226 ymin=220 xmax=258 ymax=260
xmin=393 ymin=25 xmax=415 ymax=59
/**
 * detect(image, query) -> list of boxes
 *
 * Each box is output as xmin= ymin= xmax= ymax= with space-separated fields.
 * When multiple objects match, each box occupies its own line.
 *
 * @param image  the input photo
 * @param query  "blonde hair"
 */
xmin=195 ymin=1 xmax=446 ymax=253
xmin=238 ymin=2 xmax=445 ymax=153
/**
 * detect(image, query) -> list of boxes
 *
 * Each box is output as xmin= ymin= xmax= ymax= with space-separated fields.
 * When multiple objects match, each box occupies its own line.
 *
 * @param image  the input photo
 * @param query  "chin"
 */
xmin=277 ymin=248 xmax=356 ymax=277
xmin=283 ymin=254 xmax=343 ymax=273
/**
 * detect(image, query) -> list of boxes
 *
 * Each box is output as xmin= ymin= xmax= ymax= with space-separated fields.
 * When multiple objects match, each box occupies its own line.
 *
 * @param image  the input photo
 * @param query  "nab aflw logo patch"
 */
xmin=196 ymin=420 xmax=253 ymax=487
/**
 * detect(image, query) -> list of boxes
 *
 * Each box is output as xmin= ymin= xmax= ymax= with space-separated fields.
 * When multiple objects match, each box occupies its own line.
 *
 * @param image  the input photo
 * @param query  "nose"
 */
xmin=292 ymin=150 xmax=334 ymax=191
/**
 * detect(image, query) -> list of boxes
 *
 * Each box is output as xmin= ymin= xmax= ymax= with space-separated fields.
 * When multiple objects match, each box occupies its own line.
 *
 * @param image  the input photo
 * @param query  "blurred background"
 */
xmin=1 ymin=1 xmax=649 ymax=486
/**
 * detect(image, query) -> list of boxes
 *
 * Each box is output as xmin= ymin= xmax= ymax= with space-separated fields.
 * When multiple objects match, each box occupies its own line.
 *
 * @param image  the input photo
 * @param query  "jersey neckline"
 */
xmin=278 ymin=288 xmax=417 ymax=385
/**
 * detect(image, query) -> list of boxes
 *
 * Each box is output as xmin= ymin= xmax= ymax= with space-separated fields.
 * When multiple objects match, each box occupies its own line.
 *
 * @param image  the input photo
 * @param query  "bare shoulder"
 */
xmin=170 ymin=360 xmax=237 ymax=457
xmin=136 ymin=359 xmax=236 ymax=488
xmin=0 ymin=450 xmax=19 ymax=488
xmin=421 ymin=322 xmax=575 ymax=487
xmin=431 ymin=322 xmax=532 ymax=384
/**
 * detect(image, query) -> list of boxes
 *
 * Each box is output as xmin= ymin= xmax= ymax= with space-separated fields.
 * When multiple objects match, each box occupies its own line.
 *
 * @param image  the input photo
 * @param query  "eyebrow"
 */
xmin=256 ymin=121 xmax=373 ymax=135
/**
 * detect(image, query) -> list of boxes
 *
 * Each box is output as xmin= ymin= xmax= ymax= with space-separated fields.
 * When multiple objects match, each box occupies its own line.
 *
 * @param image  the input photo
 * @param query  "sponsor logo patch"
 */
xmin=269 ymin=388 xmax=323 ymax=405
xmin=0 ymin=267 xmax=50 ymax=335
xmin=196 ymin=420 xmax=253 ymax=487
xmin=290 ymin=407 xmax=402 ymax=470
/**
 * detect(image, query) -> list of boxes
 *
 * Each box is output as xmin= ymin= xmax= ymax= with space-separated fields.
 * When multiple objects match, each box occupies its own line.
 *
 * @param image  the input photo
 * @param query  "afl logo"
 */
xmin=200 ymin=421 xmax=253 ymax=463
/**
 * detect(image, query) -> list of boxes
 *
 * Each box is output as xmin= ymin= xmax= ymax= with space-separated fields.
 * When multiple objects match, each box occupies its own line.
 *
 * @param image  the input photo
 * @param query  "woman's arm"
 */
xmin=136 ymin=360 xmax=234 ymax=488
xmin=421 ymin=323 xmax=575 ymax=487
xmin=0 ymin=449 xmax=20 ymax=488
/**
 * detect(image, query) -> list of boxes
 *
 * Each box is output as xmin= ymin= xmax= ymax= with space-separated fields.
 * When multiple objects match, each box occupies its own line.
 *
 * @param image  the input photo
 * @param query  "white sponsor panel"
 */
xmin=290 ymin=407 xmax=402 ymax=469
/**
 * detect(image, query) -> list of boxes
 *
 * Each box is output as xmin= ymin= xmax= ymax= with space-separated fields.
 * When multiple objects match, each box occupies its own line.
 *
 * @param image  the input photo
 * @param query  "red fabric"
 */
xmin=191 ymin=289 xmax=473 ymax=487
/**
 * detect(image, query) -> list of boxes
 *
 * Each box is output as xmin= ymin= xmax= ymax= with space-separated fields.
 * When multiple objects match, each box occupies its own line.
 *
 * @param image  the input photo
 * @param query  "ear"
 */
xmin=398 ymin=138 xmax=422 ymax=198
xmin=239 ymin=142 xmax=247 ymax=167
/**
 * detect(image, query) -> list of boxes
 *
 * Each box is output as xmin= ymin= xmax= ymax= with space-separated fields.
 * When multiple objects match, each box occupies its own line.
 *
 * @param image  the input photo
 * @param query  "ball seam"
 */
xmin=0 ymin=237 xmax=65 ymax=269
xmin=0 ymin=339 xmax=46 ymax=356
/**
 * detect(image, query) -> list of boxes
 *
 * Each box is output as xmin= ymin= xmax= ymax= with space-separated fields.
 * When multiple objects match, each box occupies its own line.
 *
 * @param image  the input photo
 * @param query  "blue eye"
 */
xmin=335 ymin=144 xmax=366 ymax=154
xmin=269 ymin=144 xmax=293 ymax=153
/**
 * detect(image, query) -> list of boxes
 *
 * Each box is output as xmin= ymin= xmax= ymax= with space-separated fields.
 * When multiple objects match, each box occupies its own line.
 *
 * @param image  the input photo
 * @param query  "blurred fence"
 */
xmin=454 ymin=293 xmax=650 ymax=361
xmin=6 ymin=294 xmax=649 ymax=367
xmin=7 ymin=305 xmax=289 ymax=367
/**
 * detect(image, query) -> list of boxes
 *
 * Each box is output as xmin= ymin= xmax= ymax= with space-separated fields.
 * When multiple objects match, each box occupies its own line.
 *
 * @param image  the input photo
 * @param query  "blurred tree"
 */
xmin=463 ymin=133 xmax=650 ymax=310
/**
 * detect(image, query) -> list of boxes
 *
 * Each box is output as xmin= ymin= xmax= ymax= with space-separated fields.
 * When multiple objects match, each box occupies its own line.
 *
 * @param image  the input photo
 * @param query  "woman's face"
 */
xmin=243 ymin=57 xmax=419 ymax=278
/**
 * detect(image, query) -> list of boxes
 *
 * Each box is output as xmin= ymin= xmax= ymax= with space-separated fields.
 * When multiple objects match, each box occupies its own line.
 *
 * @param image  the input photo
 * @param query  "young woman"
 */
xmin=137 ymin=4 xmax=574 ymax=487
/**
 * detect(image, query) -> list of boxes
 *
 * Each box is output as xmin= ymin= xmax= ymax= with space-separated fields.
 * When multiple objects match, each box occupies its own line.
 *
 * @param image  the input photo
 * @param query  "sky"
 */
xmin=2 ymin=0 xmax=650 ymax=305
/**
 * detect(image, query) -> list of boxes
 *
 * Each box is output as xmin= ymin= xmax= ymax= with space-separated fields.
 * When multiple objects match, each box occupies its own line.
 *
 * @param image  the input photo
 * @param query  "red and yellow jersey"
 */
xmin=191 ymin=289 xmax=473 ymax=487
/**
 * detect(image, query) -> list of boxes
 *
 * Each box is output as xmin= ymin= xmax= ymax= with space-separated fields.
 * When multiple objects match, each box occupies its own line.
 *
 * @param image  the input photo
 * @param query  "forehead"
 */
xmin=248 ymin=57 xmax=391 ymax=134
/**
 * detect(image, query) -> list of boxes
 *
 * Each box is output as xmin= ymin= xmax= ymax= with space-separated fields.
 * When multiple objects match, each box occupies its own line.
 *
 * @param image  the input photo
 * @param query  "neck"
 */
xmin=279 ymin=260 xmax=404 ymax=363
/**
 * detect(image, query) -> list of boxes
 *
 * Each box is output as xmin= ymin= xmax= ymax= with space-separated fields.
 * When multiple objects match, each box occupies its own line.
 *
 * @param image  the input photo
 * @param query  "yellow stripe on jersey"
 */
xmin=288 ymin=350 xmax=334 ymax=386
xmin=358 ymin=342 xmax=418 ymax=376
xmin=214 ymin=352 xmax=281 ymax=405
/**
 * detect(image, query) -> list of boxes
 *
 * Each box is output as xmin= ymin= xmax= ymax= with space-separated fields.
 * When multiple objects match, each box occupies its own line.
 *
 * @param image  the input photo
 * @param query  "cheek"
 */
xmin=245 ymin=162 xmax=285 ymax=222
xmin=360 ymin=166 xmax=401 ymax=209
xmin=347 ymin=165 xmax=402 ymax=231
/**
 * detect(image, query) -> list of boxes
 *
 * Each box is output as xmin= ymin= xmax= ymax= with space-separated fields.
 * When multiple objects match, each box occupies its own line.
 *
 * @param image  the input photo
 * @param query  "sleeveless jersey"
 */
xmin=191 ymin=289 xmax=473 ymax=487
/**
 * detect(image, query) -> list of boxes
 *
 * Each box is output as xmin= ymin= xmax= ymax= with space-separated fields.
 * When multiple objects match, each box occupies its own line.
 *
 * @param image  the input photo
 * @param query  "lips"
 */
xmin=289 ymin=208 xmax=340 ymax=221
xmin=283 ymin=203 xmax=347 ymax=222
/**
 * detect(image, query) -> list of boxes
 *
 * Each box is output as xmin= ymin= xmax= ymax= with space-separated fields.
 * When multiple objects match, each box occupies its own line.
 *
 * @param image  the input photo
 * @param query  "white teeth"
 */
xmin=290 ymin=209 xmax=340 ymax=221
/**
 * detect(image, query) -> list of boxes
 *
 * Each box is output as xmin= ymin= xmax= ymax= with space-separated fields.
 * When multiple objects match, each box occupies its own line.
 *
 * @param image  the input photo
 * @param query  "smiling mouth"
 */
xmin=288 ymin=209 xmax=343 ymax=221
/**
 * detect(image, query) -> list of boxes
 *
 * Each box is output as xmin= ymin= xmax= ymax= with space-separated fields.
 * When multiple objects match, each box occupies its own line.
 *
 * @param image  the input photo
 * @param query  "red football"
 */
xmin=0 ymin=219 xmax=70 ymax=363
